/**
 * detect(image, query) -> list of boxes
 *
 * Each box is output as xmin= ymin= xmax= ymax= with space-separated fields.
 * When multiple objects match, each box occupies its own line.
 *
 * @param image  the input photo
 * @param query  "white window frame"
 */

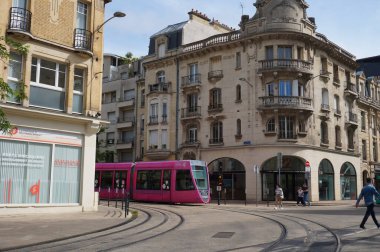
xmin=31 ymin=57 xmax=66 ymax=92
xmin=7 ymin=51 xmax=23 ymax=104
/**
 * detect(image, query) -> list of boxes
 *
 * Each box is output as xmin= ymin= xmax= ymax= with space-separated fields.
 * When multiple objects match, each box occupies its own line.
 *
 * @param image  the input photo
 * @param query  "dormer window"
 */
xmin=158 ymin=43 xmax=165 ymax=58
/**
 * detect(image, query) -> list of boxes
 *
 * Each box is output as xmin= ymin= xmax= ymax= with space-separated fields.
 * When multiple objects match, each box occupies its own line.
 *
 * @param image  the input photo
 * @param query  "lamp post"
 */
xmin=95 ymin=11 xmax=126 ymax=33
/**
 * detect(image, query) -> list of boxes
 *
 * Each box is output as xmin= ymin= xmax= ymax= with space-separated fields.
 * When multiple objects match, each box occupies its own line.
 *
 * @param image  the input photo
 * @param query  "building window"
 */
xmin=77 ymin=2 xmax=87 ymax=30
xmin=149 ymin=102 xmax=158 ymax=124
xmin=321 ymin=121 xmax=328 ymax=145
xmin=277 ymin=46 xmax=292 ymax=59
xmin=187 ymin=93 xmax=198 ymax=109
xmin=373 ymin=140 xmax=378 ymax=162
xmin=267 ymin=118 xmax=276 ymax=132
xmin=188 ymin=126 xmax=198 ymax=143
xmin=189 ymin=63 xmax=198 ymax=83
xmin=361 ymin=111 xmax=366 ymax=131
xmin=106 ymin=132 xmax=115 ymax=144
xmin=107 ymin=111 xmax=116 ymax=124
xmin=30 ymin=57 xmax=66 ymax=110
xmin=321 ymin=57 xmax=328 ymax=74
xmin=236 ymin=119 xmax=242 ymax=136
xmin=279 ymin=80 xmax=292 ymax=96
xmin=236 ymin=52 xmax=241 ymax=69
xmin=162 ymin=102 xmax=167 ymax=123
xmin=149 ymin=130 xmax=158 ymax=149
xmin=236 ymin=85 xmax=241 ymax=101
xmin=279 ymin=116 xmax=294 ymax=139
xmin=334 ymin=95 xmax=340 ymax=114
xmin=73 ymin=68 xmax=84 ymax=114
xmin=266 ymin=83 xmax=275 ymax=96
xmin=161 ymin=129 xmax=167 ymax=149
xmin=140 ymin=115 xmax=144 ymax=135
xmin=372 ymin=115 xmax=376 ymax=136
xmin=362 ymin=140 xmax=367 ymax=161
xmin=265 ymin=46 xmax=274 ymax=60
xmin=298 ymin=120 xmax=306 ymax=133
xmin=210 ymin=121 xmax=223 ymax=144
xmin=140 ymin=89 xmax=145 ymax=107
xmin=209 ymin=88 xmax=222 ymax=109
xmin=333 ymin=64 xmax=339 ymax=82
xmin=123 ymin=89 xmax=135 ymax=101
xmin=7 ymin=51 xmax=23 ymax=104
xmin=158 ymin=44 xmax=165 ymax=58
xmin=156 ymin=71 xmax=165 ymax=83
xmin=322 ymin=88 xmax=329 ymax=110
xmin=335 ymin=126 xmax=341 ymax=147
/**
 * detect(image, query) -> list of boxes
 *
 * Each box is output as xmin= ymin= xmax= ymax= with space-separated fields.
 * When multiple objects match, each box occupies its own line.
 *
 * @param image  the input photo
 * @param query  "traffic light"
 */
xmin=218 ymin=175 xmax=223 ymax=186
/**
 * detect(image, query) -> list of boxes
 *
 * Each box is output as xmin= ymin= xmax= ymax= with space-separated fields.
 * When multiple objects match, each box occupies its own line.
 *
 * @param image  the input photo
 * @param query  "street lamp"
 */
xmin=95 ymin=11 xmax=126 ymax=33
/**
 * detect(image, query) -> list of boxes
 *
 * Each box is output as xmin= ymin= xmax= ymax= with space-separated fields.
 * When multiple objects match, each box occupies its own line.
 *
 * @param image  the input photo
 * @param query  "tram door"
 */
xmin=162 ymin=170 xmax=171 ymax=202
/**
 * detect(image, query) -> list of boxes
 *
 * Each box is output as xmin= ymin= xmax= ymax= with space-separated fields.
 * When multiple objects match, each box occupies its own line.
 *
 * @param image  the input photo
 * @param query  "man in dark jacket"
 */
xmin=355 ymin=177 xmax=380 ymax=229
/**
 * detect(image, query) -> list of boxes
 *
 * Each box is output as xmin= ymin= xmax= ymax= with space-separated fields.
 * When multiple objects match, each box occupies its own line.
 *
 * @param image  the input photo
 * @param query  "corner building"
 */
xmin=0 ymin=0 xmax=109 ymax=211
xmin=138 ymin=0 xmax=365 ymax=202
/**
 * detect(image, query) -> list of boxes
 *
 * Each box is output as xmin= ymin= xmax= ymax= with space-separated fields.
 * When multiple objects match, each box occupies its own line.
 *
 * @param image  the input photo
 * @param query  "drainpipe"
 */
xmin=175 ymin=57 xmax=180 ymax=160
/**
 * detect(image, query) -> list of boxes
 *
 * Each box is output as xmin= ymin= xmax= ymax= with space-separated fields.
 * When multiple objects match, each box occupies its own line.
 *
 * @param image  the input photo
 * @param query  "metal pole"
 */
xmin=125 ymin=192 xmax=129 ymax=218
xmin=107 ymin=186 xmax=110 ymax=207
xmin=218 ymin=191 xmax=220 ymax=205
xmin=256 ymin=165 xmax=258 ymax=207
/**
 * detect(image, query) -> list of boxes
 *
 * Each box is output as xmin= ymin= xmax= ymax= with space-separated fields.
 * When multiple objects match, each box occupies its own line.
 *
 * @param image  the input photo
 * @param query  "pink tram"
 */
xmin=95 ymin=160 xmax=210 ymax=204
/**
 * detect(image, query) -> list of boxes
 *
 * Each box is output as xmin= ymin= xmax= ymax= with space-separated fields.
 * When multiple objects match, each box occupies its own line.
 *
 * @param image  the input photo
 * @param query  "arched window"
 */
xmin=318 ymin=159 xmax=334 ymax=200
xmin=236 ymin=85 xmax=241 ymax=101
xmin=340 ymin=162 xmax=357 ymax=200
xmin=236 ymin=119 xmax=241 ymax=136
xmin=321 ymin=121 xmax=328 ymax=145
xmin=266 ymin=118 xmax=275 ymax=132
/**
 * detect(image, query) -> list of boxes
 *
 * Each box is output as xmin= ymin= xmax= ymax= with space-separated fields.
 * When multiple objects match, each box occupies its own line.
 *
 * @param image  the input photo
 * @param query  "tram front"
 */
xmin=190 ymin=160 xmax=210 ymax=203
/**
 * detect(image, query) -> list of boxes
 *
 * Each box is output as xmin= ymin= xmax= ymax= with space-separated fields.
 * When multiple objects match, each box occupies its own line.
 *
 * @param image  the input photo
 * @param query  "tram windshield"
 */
xmin=192 ymin=165 xmax=208 ymax=190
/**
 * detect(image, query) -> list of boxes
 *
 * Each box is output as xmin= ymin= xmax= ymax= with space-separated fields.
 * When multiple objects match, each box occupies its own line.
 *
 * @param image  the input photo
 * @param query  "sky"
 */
xmin=103 ymin=0 xmax=380 ymax=60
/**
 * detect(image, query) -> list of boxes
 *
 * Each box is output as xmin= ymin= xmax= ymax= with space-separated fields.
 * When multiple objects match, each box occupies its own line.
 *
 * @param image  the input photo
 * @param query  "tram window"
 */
xmin=192 ymin=165 xmax=208 ymax=190
xmin=162 ymin=170 xmax=171 ymax=190
xmin=136 ymin=170 xmax=161 ymax=190
xmin=101 ymin=171 xmax=113 ymax=189
xmin=115 ymin=171 xmax=127 ymax=189
xmin=95 ymin=171 xmax=100 ymax=188
xmin=176 ymin=170 xmax=195 ymax=191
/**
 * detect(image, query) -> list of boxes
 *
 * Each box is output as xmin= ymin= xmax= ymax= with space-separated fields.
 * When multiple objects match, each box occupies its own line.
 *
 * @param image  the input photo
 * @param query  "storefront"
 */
xmin=340 ymin=162 xmax=357 ymax=200
xmin=318 ymin=159 xmax=335 ymax=201
xmin=209 ymin=158 xmax=246 ymax=200
xmin=0 ymin=126 xmax=82 ymax=205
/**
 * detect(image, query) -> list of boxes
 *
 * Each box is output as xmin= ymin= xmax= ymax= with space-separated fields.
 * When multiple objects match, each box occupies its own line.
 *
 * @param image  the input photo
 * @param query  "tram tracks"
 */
xmin=5 ymin=203 xmax=184 ymax=252
xmin=207 ymin=206 xmax=341 ymax=252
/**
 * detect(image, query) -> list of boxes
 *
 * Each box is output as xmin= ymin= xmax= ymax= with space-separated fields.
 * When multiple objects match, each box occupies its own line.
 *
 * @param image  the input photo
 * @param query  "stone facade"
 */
xmin=0 ymin=0 xmax=109 ymax=212
xmin=137 ymin=0 xmax=373 ymax=203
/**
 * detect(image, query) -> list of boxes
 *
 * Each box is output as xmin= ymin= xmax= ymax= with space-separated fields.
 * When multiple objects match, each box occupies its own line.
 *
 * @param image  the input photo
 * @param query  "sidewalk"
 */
xmin=0 ymin=205 xmax=131 ymax=251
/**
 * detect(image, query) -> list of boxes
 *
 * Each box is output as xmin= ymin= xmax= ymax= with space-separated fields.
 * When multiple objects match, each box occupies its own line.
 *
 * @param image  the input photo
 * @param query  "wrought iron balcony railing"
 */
xmin=259 ymin=59 xmax=312 ymax=72
xmin=181 ymin=74 xmax=201 ymax=87
xmin=8 ymin=7 xmax=31 ymax=33
xmin=73 ymin=28 xmax=92 ymax=51
xmin=259 ymin=96 xmax=312 ymax=110
xmin=181 ymin=106 xmax=201 ymax=118
xmin=149 ymin=82 xmax=169 ymax=93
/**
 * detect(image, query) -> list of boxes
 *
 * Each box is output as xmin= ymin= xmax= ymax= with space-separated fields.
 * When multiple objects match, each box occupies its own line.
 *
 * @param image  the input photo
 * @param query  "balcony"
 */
xmin=148 ymin=82 xmax=170 ymax=94
xmin=117 ymin=117 xmax=135 ymax=128
xmin=258 ymin=96 xmax=313 ymax=112
xmin=117 ymin=98 xmax=135 ymax=108
xmin=145 ymin=145 xmax=171 ymax=160
xmin=116 ymin=139 xmax=133 ymax=150
xmin=73 ymin=28 xmax=92 ymax=52
xmin=181 ymin=140 xmax=200 ymax=148
xmin=149 ymin=115 xmax=159 ymax=125
xmin=209 ymin=138 xmax=224 ymax=146
xmin=345 ymin=112 xmax=358 ymax=127
xmin=162 ymin=114 xmax=168 ymax=124
xmin=208 ymin=70 xmax=223 ymax=81
xmin=258 ymin=59 xmax=313 ymax=75
xmin=8 ymin=7 xmax=32 ymax=34
xmin=208 ymin=103 xmax=223 ymax=113
xmin=344 ymin=82 xmax=358 ymax=98
xmin=181 ymin=106 xmax=201 ymax=120
xmin=181 ymin=74 xmax=201 ymax=90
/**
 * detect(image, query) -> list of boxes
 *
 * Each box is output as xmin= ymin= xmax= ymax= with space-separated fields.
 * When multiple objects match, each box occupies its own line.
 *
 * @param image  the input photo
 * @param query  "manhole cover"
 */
xmin=212 ymin=232 xmax=235 ymax=238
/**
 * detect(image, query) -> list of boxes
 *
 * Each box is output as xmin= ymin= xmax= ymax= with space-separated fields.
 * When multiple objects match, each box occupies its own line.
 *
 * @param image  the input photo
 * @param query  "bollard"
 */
xmin=224 ymin=188 xmax=227 ymax=205
xmin=107 ymin=186 xmax=110 ymax=207
xmin=125 ymin=192 xmax=129 ymax=218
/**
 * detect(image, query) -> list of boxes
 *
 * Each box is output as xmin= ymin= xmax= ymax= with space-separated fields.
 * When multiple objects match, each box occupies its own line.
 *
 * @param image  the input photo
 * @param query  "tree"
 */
xmin=0 ymin=36 xmax=28 ymax=133
xmin=120 ymin=52 xmax=138 ymax=65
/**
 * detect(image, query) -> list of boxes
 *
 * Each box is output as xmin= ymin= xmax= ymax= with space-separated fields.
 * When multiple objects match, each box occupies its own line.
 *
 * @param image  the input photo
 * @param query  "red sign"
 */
xmin=30 ymin=183 xmax=40 ymax=195
xmin=305 ymin=161 xmax=310 ymax=167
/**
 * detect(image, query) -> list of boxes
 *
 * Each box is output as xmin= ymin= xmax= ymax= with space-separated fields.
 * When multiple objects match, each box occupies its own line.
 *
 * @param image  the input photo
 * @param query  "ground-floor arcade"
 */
xmin=201 ymin=146 xmax=362 ymax=203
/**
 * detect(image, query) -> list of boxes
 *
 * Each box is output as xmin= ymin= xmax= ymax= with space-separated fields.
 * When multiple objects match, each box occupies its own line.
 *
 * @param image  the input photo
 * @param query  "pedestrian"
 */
xmin=296 ymin=186 xmax=305 ymax=206
xmin=274 ymin=184 xmax=284 ymax=209
xmin=302 ymin=183 xmax=310 ymax=206
xmin=355 ymin=177 xmax=380 ymax=229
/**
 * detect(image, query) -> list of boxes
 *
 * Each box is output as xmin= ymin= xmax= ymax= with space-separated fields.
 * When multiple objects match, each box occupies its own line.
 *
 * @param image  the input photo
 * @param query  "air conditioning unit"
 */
xmin=107 ymin=139 xmax=114 ymax=144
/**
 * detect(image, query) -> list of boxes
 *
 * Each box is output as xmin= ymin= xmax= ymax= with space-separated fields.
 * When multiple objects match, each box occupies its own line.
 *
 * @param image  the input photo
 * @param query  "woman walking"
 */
xmin=275 ymin=184 xmax=284 ymax=209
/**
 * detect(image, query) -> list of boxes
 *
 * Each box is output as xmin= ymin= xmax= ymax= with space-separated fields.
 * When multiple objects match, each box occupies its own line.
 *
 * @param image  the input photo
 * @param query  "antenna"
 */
xmin=240 ymin=2 xmax=244 ymax=15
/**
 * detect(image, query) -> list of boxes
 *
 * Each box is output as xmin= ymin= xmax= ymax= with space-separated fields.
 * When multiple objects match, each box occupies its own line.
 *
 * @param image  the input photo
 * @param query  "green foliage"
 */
xmin=121 ymin=52 xmax=138 ymax=65
xmin=0 ymin=36 xmax=29 ymax=133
